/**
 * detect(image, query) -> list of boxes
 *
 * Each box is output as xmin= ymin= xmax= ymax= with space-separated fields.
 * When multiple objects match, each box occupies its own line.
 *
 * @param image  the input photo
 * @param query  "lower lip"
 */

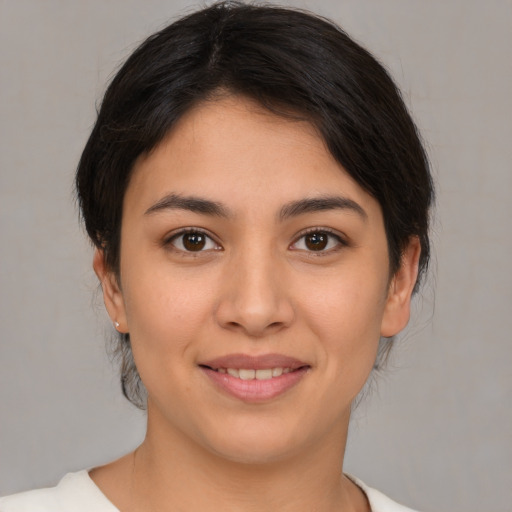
xmin=200 ymin=367 xmax=309 ymax=403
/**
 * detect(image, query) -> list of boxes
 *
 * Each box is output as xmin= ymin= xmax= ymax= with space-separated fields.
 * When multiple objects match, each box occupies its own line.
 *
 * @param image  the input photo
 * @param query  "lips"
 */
xmin=199 ymin=353 xmax=310 ymax=402
xmin=221 ymin=367 xmax=293 ymax=380
xmin=201 ymin=353 xmax=307 ymax=371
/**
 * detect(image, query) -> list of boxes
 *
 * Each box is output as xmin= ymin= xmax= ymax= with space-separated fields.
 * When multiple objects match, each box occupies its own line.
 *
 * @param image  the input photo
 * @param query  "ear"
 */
xmin=380 ymin=237 xmax=421 ymax=338
xmin=93 ymin=249 xmax=128 ymax=333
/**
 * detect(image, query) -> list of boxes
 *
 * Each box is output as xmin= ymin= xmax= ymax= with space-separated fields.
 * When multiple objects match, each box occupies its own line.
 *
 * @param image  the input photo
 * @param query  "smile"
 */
xmin=215 ymin=367 xmax=294 ymax=380
xmin=199 ymin=354 xmax=310 ymax=402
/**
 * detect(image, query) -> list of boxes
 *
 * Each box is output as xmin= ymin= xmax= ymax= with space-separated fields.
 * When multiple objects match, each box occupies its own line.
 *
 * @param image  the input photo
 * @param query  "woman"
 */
xmin=0 ymin=2 xmax=433 ymax=511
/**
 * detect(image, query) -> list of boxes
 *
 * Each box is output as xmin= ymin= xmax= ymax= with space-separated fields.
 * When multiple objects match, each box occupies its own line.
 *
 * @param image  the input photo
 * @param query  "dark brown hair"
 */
xmin=76 ymin=1 xmax=434 ymax=408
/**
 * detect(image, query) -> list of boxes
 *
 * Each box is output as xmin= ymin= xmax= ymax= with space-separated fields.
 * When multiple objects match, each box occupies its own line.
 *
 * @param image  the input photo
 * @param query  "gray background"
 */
xmin=1 ymin=1 xmax=511 ymax=511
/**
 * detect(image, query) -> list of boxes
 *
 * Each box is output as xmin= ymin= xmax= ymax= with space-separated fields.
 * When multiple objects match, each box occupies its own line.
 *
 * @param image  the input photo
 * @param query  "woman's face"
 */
xmin=96 ymin=95 xmax=418 ymax=464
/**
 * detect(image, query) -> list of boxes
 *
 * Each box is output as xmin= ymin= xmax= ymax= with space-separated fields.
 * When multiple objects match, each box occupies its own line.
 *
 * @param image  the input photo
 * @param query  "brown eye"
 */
xmin=304 ymin=232 xmax=329 ymax=251
xmin=291 ymin=230 xmax=344 ymax=253
xmin=170 ymin=231 xmax=218 ymax=252
xmin=183 ymin=232 xmax=205 ymax=251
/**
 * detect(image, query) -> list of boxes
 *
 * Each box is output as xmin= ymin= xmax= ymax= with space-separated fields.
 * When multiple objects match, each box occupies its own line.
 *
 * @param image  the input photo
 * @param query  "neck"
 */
xmin=126 ymin=405 xmax=365 ymax=512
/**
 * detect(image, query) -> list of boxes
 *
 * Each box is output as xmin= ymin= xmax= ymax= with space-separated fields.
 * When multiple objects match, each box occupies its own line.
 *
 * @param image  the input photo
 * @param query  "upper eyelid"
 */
xmin=162 ymin=226 xmax=348 ymax=249
xmin=292 ymin=227 xmax=347 ymax=243
xmin=289 ymin=229 xmax=349 ymax=255
xmin=164 ymin=227 xmax=222 ymax=249
xmin=165 ymin=227 xmax=216 ymax=241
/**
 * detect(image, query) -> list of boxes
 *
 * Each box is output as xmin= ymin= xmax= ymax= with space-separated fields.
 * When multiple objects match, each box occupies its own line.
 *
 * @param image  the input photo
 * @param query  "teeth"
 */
xmin=239 ymin=369 xmax=255 ymax=380
xmin=219 ymin=367 xmax=293 ymax=380
xmin=255 ymin=369 xmax=272 ymax=380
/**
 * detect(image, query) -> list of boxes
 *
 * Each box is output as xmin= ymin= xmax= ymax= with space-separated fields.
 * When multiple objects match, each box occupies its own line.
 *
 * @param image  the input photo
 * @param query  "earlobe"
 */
xmin=380 ymin=237 xmax=421 ymax=338
xmin=93 ymin=249 xmax=128 ymax=333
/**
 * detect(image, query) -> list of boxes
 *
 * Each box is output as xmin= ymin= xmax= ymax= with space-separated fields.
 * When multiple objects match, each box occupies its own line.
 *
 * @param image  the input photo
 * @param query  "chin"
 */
xmin=197 ymin=415 xmax=315 ymax=466
xmin=208 ymin=438 xmax=299 ymax=466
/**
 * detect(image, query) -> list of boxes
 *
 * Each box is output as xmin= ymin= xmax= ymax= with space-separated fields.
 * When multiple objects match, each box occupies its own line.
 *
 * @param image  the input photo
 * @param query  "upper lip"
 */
xmin=199 ymin=353 xmax=309 ymax=370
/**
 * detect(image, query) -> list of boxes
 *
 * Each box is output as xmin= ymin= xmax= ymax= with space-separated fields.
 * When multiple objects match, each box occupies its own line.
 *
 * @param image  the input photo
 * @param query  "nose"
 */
xmin=214 ymin=249 xmax=295 ymax=337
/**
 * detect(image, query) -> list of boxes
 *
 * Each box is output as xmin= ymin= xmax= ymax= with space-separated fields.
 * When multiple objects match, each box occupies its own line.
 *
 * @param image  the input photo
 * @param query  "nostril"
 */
xmin=215 ymin=296 xmax=294 ymax=336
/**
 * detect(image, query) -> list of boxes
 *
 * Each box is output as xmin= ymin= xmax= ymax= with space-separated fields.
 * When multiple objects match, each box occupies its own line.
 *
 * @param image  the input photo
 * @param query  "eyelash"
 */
xmin=164 ymin=228 xmax=221 ymax=254
xmin=164 ymin=227 xmax=347 ymax=255
xmin=290 ymin=228 xmax=348 ymax=255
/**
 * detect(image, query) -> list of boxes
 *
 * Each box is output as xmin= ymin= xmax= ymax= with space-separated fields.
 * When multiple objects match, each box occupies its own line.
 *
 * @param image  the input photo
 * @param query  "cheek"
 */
xmin=302 ymin=267 xmax=387 ymax=334
xmin=120 ymin=264 xmax=217 ymax=371
xmin=297 ymin=266 xmax=388 ymax=377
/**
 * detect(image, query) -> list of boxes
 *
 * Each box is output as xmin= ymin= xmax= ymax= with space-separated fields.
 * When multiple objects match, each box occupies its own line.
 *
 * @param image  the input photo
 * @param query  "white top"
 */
xmin=0 ymin=471 xmax=419 ymax=512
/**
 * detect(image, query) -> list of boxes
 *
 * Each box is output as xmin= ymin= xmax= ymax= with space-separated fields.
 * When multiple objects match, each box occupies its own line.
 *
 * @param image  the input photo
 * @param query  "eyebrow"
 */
xmin=144 ymin=193 xmax=231 ymax=218
xmin=279 ymin=196 xmax=367 ymax=221
xmin=144 ymin=193 xmax=367 ymax=221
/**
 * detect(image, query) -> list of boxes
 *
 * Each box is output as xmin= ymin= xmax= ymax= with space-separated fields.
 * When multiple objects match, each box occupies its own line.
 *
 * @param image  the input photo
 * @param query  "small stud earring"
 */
xmin=114 ymin=321 xmax=120 ymax=328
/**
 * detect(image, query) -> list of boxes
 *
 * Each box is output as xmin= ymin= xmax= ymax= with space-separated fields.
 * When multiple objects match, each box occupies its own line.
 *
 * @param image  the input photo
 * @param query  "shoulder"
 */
xmin=347 ymin=474 xmax=420 ymax=512
xmin=0 ymin=471 xmax=119 ymax=512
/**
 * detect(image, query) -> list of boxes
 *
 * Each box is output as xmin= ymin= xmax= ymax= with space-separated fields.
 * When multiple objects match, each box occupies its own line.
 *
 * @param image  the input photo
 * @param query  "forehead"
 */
xmin=125 ymin=95 xmax=382 ymax=221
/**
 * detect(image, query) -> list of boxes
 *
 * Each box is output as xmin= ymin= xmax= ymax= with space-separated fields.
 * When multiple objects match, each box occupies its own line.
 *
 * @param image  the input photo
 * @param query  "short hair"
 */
xmin=76 ymin=1 xmax=434 ymax=408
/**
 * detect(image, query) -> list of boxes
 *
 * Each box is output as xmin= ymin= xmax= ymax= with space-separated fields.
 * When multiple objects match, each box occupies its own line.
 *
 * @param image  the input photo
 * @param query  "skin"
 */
xmin=92 ymin=95 xmax=420 ymax=512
